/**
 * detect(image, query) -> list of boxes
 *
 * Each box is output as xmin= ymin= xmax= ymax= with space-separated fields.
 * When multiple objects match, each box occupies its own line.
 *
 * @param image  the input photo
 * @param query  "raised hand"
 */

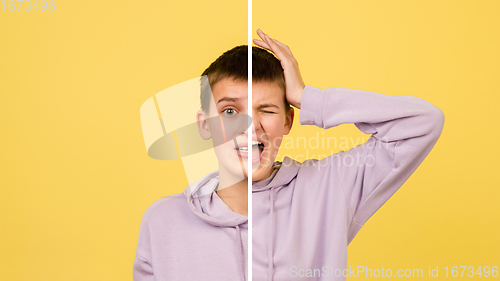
xmin=253 ymin=29 xmax=305 ymax=109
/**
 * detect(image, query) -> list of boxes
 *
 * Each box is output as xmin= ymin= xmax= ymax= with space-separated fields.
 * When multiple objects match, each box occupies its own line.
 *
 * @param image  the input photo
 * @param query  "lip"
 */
xmin=235 ymin=139 xmax=265 ymax=165
xmin=234 ymin=149 xmax=262 ymax=165
xmin=235 ymin=136 xmax=267 ymax=149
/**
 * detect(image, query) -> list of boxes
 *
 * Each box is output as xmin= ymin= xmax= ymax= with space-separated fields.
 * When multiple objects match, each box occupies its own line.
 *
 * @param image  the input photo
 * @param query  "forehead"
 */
xmin=209 ymin=78 xmax=284 ymax=109
xmin=252 ymin=81 xmax=284 ymax=107
xmin=210 ymin=78 xmax=248 ymax=104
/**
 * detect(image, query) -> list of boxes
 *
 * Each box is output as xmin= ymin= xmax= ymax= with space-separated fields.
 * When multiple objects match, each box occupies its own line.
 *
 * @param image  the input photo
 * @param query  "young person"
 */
xmin=251 ymin=29 xmax=445 ymax=280
xmin=133 ymin=45 xmax=287 ymax=281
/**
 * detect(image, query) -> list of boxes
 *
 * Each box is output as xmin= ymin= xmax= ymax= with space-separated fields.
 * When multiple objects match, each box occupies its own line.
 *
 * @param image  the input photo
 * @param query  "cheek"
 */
xmin=213 ymin=141 xmax=235 ymax=159
xmin=264 ymin=116 xmax=285 ymax=136
xmin=207 ymin=118 xmax=235 ymax=146
xmin=262 ymin=116 xmax=285 ymax=150
xmin=270 ymin=137 xmax=283 ymax=152
xmin=209 ymin=114 xmax=249 ymax=145
xmin=261 ymin=115 xmax=284 ymax=130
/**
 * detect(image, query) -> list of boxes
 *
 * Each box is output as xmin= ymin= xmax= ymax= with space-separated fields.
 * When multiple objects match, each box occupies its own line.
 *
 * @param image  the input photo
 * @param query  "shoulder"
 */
xmin=140 ymin=193 xmax=190 ymax=225
xmin=275 ymin=156 xmax=324 ymax=177
xmin=293 ymin=154 xmax=345 ymax=185
xmin=297 ymin=156 xmax=336 ymax=174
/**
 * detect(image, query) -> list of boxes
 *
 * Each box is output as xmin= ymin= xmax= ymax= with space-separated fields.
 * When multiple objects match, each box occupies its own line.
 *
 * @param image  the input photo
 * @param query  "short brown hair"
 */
xmin=200 ymin=45 xmax=290 ymax=114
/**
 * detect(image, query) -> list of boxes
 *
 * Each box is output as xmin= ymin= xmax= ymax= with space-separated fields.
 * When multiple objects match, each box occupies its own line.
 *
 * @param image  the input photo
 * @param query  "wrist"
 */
xmin=291 ymin=85 xmax=305 ymax=109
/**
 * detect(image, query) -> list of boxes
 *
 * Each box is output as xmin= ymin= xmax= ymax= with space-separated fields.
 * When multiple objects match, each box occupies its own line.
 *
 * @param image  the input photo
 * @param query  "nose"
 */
xmin=251 ymin=112 xmax=262 ymax=132
xmin=239 ymin=112 xmax=262 ymax=139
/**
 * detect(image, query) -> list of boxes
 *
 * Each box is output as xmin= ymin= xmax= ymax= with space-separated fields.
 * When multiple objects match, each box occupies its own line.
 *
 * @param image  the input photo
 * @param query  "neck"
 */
xmin=216 ymin=170 xmax=248 ymax=217
xmin=252 ymin=166 xmax=274 ymax=183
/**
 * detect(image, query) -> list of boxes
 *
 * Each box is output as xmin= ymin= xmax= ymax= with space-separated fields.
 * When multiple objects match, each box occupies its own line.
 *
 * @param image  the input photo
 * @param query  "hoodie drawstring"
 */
xmin=235 ymin=225 xmax=246 ymax=281
xmin=268 ymin=186 xmax=276 ymax=281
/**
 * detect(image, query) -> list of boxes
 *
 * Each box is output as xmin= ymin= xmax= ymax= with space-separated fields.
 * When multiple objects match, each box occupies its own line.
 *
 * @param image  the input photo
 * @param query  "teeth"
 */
xmin=237 ymin=141 xmax=263 ymax=152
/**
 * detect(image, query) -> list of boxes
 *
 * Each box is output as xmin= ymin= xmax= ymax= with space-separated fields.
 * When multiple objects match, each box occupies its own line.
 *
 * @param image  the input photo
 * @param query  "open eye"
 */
xmin=222 ymin=108 xmax=238 ymax=117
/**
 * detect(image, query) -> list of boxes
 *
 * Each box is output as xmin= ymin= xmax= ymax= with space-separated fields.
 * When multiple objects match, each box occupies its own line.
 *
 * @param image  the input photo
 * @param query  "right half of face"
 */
xmin=251 ymin=81 xmax=290 ymax=182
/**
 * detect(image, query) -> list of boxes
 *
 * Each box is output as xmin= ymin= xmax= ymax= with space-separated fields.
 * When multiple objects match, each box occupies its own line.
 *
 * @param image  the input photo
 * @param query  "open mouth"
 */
xmin=235 ymin=141 xmax=265 ymax=163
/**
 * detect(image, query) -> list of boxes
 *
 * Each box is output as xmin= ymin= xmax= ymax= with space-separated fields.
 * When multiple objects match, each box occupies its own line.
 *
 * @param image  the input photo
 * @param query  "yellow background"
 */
xmin=1 ymin=0 xmax=499 ymax=280
xmin=254 ymin=0 xmax=500 ymax=279
xmin=0 ymin=0 xmax=246 ymax=280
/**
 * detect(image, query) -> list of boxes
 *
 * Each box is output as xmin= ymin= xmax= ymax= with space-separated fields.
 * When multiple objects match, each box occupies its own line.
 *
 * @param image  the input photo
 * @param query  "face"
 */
xmin=196 ymin=78 xmax=250 ymax=184
xmin=196 ymin=78 xmax=293 ymax=183
xmin=252 ymin=81 xmax=294 ymax=182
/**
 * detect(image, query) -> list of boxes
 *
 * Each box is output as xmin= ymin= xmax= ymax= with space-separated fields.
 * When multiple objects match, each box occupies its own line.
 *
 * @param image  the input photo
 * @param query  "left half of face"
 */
xmin=196 ymin=78 xmax=252 ymax=185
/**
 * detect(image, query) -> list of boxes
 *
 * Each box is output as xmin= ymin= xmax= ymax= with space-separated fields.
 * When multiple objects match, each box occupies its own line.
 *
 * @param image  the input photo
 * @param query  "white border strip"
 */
xmin=247 ymin=0 xmax=253 ymax=279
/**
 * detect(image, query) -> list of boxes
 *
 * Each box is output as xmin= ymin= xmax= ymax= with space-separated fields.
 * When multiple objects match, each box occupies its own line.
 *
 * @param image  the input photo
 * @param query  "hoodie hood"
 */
xmin=183 ymin=170 xmax=248 ymax=281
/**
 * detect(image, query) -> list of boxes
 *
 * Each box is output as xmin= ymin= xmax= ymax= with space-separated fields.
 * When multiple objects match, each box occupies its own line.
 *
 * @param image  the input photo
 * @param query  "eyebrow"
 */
xmin=255 ymin=103 xmax=280 ymax=110
xmin=217 ymin=97 xmax=240 ymax=104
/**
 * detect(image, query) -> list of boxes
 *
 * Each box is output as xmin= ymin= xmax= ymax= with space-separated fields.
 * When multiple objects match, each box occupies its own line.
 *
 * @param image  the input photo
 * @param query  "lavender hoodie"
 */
xmin=252 ymin=85 xmax=444 ymax=280
xmin=133 ymin=172 xmax=248 ymax=280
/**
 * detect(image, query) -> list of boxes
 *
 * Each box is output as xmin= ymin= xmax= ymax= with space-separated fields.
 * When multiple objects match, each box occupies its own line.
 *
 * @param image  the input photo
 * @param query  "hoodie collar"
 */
xmin=252 ymin=156 xmax=301 ymax=192
xmin=184 ymin=170 xmax=248 ymax=227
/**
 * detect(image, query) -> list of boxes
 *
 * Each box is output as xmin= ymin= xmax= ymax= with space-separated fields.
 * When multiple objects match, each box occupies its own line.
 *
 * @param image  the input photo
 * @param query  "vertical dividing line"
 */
xmin=247 ymin=0 xmax=253 ymax=280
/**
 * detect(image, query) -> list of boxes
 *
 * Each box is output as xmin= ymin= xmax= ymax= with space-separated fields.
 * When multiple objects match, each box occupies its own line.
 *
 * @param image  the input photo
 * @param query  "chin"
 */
xmin=219 ymin=156 xmax=248 ymax=181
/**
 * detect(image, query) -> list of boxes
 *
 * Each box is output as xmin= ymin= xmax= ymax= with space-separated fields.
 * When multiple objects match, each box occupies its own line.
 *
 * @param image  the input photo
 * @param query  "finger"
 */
xmin=257 ymin=30 xmax=292 ymax=63
xmin=253 ymin=38 xmax=269 ymax=47
xmin=256 ymin=29 xmax=273 ymax=50
xmin=253 ymin=39 xmax=271 ymax=51
xmin=269 ymin=38 xmax=295 ymax=59
xmin=257 ymin=29 xmax=281 ymax=54
xmin=265 ymin=34 xmax=288 ymax=61
xmin=256 ymin=29 xmax=267 ymax=43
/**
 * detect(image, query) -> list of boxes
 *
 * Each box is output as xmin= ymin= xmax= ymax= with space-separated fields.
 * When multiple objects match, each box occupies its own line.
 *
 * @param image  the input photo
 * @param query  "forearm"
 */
xmin=299 ymin=85 xmax=444 ymax=143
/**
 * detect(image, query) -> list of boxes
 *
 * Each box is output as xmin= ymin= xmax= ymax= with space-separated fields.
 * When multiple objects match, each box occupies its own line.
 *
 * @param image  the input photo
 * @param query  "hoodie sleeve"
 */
xmin=299 ymin=85 xmax=444 ymax=243
xmin=133 ymin=210 xmax=155 ymax=280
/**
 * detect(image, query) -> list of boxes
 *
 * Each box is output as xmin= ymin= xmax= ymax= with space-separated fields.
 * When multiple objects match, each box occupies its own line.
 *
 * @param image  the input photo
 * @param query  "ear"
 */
xmin=196 ymin=110 xmax=212 ymax=140
xmin=283 ymin=107 xmax=294 ymax=135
